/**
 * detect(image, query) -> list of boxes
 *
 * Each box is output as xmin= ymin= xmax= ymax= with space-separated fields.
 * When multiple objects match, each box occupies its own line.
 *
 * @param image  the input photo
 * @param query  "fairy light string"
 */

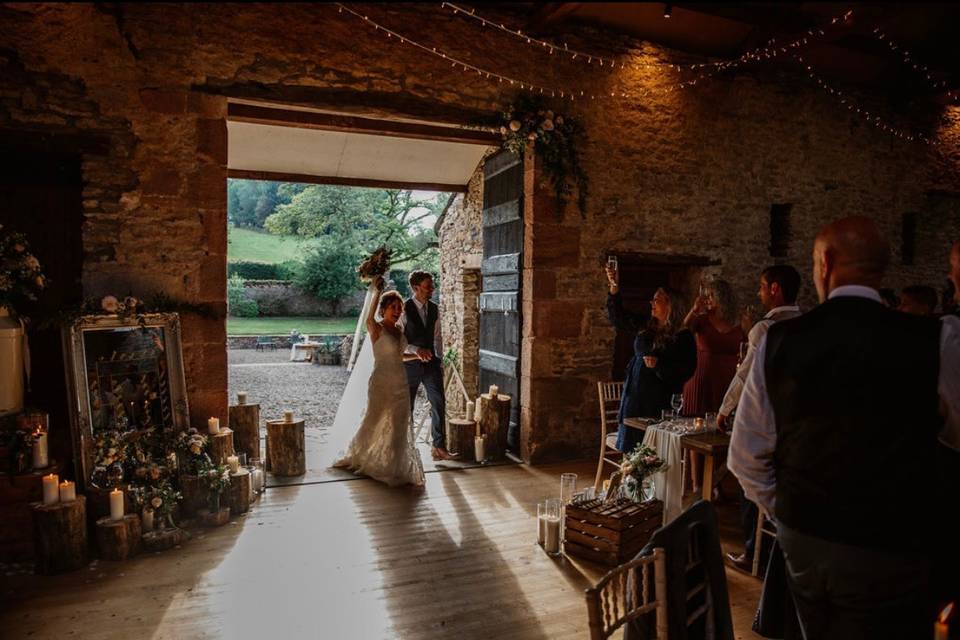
xmin=870 ymin=27 xmax=959 ymax=102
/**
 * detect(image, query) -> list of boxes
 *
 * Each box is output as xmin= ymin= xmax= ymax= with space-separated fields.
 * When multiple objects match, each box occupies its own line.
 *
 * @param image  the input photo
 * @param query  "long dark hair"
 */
xmin=645 ymin=286 xmax=689 ymax=350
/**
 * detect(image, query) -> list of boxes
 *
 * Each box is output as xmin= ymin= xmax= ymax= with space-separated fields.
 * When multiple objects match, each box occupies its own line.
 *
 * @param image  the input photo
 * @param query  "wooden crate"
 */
xmin=564 ymin=498 xmax=663 ymax=566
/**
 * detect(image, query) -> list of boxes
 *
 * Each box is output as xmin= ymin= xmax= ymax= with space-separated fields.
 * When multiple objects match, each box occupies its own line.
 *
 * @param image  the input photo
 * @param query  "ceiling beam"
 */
xmin=526 ymin=3 xmax=582 ymax=29
xmin=227 ymin=169 xmax=467 ymax=193
xmin=226 ymin=103 xmax=501 ymax=146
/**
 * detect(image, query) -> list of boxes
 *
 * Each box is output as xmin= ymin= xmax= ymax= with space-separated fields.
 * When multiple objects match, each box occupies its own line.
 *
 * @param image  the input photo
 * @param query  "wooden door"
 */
xmin=479 ymin=150 xmax=522 ymax=450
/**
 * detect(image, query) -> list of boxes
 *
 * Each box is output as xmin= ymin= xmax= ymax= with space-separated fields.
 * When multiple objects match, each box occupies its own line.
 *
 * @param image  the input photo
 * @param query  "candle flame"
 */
xmin=941 ymin=602 xmax=955 ymax=624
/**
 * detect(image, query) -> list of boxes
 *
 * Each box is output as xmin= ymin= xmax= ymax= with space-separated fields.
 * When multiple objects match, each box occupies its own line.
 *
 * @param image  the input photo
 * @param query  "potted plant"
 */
xmin=313 ymin=335 xmax=342 ymax=366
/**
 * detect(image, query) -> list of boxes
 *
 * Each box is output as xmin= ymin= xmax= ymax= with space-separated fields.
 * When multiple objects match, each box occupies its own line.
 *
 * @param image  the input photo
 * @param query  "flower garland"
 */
xmin=501 ymin=96 xmax=588 ymax=215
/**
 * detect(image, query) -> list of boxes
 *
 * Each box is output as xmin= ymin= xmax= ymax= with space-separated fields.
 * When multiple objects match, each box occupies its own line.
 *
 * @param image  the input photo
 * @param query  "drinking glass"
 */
xmin=671 ymin=393 xmax=684 ymax=415
xmin=661 ymin=408 xmax=675 ymax=421
xmin=560 ymin=473 xmax=578 ymax=505
xmin=704 ymin=412 xmax=718 ymax=432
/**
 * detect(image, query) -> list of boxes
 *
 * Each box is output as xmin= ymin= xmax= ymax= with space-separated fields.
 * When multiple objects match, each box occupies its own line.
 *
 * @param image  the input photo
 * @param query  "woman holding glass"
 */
xmin=605 ymin=264 xmax=697 ymax=455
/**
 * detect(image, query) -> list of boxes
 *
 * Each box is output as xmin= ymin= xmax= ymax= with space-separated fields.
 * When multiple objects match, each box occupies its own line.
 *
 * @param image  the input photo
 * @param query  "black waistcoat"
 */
xmin=404 ymin=299 xmax=438 ymax=355
xmin=764 ymin=296 xmax=942 ymax=550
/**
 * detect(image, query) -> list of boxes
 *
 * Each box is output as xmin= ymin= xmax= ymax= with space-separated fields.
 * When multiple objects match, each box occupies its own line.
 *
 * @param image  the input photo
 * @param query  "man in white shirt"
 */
xmin=718 ymin=264 xmax=802 ymax=571
xmin=729 ymin=217 xmax=960 ymax=638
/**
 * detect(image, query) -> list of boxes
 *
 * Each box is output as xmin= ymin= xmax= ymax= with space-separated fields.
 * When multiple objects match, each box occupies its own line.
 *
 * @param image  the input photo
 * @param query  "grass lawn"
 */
xmin=227 ymin=316 xmax=358 ymax=336
xmin=228 ymin=226 xmax=317 ymax=264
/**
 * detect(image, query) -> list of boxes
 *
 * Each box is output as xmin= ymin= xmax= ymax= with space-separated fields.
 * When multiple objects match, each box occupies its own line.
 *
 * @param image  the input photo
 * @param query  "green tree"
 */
xmin=293 ymin=238 xmax=364 ymax=315
xmin=227 ymin=274 xmax=259 ymax=317
xmin=228 ymin=180 xmax=306 ymax=229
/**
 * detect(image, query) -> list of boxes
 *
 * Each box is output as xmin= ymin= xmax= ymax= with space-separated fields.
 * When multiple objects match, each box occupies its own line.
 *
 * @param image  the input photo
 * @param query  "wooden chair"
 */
xmin=595 ymin=381 xmax=625 ymax=490
xmin=751 ymin=511 xmax=777 ymax=576
xmin=585 ymin=547 xmax=668 ymax=640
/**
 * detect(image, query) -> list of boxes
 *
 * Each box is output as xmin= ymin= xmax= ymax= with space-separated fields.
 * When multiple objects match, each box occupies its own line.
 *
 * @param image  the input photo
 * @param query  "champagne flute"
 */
xmin=670 ymin=393 xmax=683 ymax=417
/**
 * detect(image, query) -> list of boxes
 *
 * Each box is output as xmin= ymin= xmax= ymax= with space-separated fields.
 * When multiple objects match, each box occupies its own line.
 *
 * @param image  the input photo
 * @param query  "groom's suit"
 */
xmin=402 ymin=298 xmax=446 ymax=449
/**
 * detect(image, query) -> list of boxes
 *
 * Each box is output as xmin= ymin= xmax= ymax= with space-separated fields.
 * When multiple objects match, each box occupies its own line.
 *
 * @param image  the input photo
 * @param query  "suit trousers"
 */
xmin=778 ymin=523 xmax=932 ymax=640
xmin=405 ymin=359 xmax=446 ymax=448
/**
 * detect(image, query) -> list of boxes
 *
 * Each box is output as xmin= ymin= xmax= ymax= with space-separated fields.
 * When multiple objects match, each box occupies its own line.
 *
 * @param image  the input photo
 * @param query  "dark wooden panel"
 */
xmin=479 ymin=292 xmax=519 ymax=313
xmin=479 ymin=311 xmax=520 ymax=357
xmin=482 ymin=253 xmax=521 ymax=275
xmin=483 ymin=219 xmax=523 ymax=260
xmin=482 ymin=274 xmax=520 ymax=292
xmin=482 ymin=199 xmax=521 ymax=227
xmin=483 ymin=159 xmax=523 ymax=210
xmin=479 ymin=350 xmax=518 ymax=377
xmin=482 ymin=150 xmax=521 ymax=180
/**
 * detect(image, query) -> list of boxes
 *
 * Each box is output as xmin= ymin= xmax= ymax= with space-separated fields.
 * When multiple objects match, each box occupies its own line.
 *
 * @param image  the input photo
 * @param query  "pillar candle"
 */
xmin=42 ymin=474 xmax=59 ymax=506
xmin=109 ymin=488 xmax=124 ymax=521
xmin=58 ymin=480 xmax=76 ymax=502
xmin=237 ymin=391 xmax=248 ymax=405
xmin=283 ymin=410 xmax=294 ymax=423
xmin=227 ymin=455 xmax=239 ymax=474
xmin=474 ymin=435 xmax=486 ymax=462
xmin=207 ymin=417 xmax=220 ymax=435
xmin=32 ymin=432 xmax=49 ymax=469
xmin=489 ymin=384 xmax=499 ymax=397
xmin=935 ymin=603 xmax=954 ymax=640
xmin=141 ymin=508 xmax=154 ymax=532
xmin=465 ymin=401 xmax=475 ymax=422
xmin=543 ymin=516 xmax=561 ymax=554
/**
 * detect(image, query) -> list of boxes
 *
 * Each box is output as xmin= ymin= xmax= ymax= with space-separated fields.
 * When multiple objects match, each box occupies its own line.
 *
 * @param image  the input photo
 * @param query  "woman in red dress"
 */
xmin=682 ymin=279 xmax=746 ymax=493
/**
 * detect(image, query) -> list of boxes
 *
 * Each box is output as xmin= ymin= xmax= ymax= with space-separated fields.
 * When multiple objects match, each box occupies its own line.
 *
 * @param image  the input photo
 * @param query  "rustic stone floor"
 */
xmin=0 ymin=459 xmax=762 ymax=639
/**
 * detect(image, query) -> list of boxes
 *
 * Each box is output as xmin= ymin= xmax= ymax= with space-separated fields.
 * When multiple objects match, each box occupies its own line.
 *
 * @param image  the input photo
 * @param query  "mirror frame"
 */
xmin=62 ymin=313 xmax=190 ymax=490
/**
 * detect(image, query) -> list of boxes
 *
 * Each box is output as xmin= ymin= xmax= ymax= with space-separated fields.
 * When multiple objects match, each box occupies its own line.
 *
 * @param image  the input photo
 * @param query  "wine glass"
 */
xmin=671 ymin=393 xmax=684 ymax=416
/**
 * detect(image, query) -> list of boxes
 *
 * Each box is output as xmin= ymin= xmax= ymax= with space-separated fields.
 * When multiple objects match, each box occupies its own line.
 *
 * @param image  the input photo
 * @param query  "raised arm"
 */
xmin=683 ymin=295 xmax=707 ymax=329
xmin=605 ymin=265 xmax=648 ymax=333
xmin=365 ymin=276 xmax=384 ymax=343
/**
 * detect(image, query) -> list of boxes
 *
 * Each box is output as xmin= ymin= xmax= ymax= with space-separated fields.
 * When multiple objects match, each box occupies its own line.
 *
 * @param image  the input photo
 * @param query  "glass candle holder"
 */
xmin=536 ymin=500 xmax=547 ymax=547
xmin=542 ymin=499 xmax=562 ymax=556
xmin=560 ymin=473 xmax=578 ymax=504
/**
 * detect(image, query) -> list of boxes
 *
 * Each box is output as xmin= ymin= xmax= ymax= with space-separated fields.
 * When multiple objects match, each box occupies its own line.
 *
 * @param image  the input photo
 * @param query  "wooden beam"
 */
xmin=526 ymin=3 xmax=582 ymax=28
xmin=227 ymin=169 xmax=467 ymax=192
xmin=227 ymin=103 xmax=500 ymax=146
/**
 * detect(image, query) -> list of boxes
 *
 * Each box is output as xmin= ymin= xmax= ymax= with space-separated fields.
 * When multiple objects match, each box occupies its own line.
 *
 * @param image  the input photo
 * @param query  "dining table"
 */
xmin=622 ymin=417 xmax=731 ymax=503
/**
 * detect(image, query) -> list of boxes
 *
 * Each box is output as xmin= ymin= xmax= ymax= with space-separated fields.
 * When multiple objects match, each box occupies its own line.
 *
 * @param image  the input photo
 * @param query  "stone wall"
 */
xmin=2 ymin=3 xmax=958 ymax=461
xmin=240 ymin=281 xmax=365 ymax=317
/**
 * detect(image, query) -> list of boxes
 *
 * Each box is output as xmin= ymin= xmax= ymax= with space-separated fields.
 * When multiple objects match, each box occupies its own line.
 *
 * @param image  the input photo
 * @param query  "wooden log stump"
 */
xmin=198 ymin=506 xmax=230 ymax=527
xmin=208 ymin=429 xmax=235 ymax=465
xmin=143 ymin=527 xmax=187 ymax=552
xmin=447 ymin=418 xmax=477 ymax=461
xmin=178 ymin=475 xmax=206 ymax=517
xmin=31 ymin=496 xmax=88 ymax=575
xmin=95 ymin=514 xmax=142 ymax=561
xmin=266 ymin=419 xmax=306 ymax=476
xmin=478 ymin=393 xmax=512 ymax=460
xmin=228 ymin=403 xmax=261 ymax=460
xmin=228 ymin=469 xmax=251 ymax=516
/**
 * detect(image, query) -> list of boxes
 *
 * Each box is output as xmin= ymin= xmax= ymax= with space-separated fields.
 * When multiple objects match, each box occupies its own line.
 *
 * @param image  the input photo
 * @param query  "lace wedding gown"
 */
xmin=332 ymin=328 xmax=425 ymax=487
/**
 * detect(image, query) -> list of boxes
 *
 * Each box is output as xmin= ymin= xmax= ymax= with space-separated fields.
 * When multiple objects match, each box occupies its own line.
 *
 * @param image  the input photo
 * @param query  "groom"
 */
xmin=402 ymin=271 xmax=454 ymax=461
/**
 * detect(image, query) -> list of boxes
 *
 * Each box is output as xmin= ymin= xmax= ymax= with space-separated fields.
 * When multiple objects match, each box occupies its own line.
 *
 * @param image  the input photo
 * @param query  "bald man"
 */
xmin=729 ymin=217 xmax=960 ymax=639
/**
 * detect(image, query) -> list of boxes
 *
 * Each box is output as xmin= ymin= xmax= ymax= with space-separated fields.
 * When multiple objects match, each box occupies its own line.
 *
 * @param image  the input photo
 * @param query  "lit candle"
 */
xmin=207 ymin=417 xmax=220 ymax=435
xmin=935 ymin=603 xmax=954 ymax=640
xmin=543 ymin=515 xmax=561 ymax=554
xmin=109 ymin=488 xmax=124 ymax=521
xmin=32 ymin=431 xmax=49 ymax=469
xmin=58 ymin=480 xmax=76 ymax=502
xmin=694 ymin=417 xmax=705 ymax=430
xmin=475 ymin=398 xmax=483 ymax=422
xmin=465 ymin=401 xmax=475 ymax=422
xmin=474 ymin=435 xmax=486 ymax=462
xmin=283 ymin=410 xmax=294 ymax=423
xmin=42 ymin=474 xmax=59 ymax=506
xmin=489 ymin=384 xmax=499 ymax=398
xmin=227 ymin=455 xmax=239 ymax=474
xmin=237 ymin=391 xmax=248 ymax=405
xmin=141 ymin=508 xmax=154 ymax=532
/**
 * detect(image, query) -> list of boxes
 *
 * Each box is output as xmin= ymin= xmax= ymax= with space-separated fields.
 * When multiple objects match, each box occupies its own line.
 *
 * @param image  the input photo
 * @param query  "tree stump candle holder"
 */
xmin=228 ymin=469 xmax=251 ymax=516
xmin=446 ymin=418 xmax=477 ymax=461
xmin=478 ymin=393 xmax=512 ymax=460
xmin=208 ymin=429 xmax=235 ymax=466
xmin=31 ymin=495 xmax=88 ymax=575
xmin=228 ymin=402 xmax=261 ymax=461
xmin=143 ymin=527 xmax=187 ymax=552
xmin=197 ymin=506 xmax=230 ymax=527
xmin=95 ymin=514 xmax=142 ymax=561
xmin=266 ymin=418 xmax=306 ymax=476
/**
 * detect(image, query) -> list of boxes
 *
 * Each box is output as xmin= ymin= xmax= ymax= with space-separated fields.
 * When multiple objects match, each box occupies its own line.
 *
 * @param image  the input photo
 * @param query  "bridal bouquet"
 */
xmin=357 ymin=246 xmax=392 ymax=283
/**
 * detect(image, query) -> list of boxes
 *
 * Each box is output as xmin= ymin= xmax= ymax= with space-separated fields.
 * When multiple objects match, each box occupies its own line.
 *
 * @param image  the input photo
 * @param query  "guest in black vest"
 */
xmin=729 ymin=217 xmax=960 ymax=639
xmin=401 ymin=271 xmax=453 ymax=461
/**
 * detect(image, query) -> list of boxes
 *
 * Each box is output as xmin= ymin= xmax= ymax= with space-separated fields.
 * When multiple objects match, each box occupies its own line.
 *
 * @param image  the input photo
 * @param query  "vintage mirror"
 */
xmin=62 ymin=313 xmax=189 ymax=490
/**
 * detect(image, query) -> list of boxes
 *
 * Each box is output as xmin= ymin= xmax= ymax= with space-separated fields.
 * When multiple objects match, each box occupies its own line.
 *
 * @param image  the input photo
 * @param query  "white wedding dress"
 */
xmin=331 ymin=327 xmax=425 ymax=487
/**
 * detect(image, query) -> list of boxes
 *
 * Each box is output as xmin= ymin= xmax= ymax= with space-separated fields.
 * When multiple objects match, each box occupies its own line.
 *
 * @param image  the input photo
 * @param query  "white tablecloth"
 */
xmin=641 ymin=426 xmax=684 ymax=525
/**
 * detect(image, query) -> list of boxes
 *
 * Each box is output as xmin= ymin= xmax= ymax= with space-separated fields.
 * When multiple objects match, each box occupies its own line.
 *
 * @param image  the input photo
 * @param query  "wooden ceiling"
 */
xmin=511 ymin=3 xmax=959 ymax=101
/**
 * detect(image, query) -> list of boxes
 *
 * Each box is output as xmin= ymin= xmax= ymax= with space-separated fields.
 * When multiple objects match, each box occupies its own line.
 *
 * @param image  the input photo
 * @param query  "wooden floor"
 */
xmin=0 ymin=460 xmax=762 ymax=639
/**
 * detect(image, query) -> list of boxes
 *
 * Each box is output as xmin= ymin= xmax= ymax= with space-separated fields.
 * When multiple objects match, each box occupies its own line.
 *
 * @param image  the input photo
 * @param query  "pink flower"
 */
xmin=101 ymin=295 xmax=119 ymax=313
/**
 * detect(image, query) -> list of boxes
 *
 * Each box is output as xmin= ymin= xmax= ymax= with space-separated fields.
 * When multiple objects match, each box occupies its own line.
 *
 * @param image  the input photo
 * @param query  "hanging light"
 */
xmin=663 ymin=4 xmax=672 ymax=18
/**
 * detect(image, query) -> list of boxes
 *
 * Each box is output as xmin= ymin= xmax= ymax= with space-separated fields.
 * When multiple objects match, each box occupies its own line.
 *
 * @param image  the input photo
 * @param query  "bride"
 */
xmin=331 ymin=276 xmax=425 ymax=487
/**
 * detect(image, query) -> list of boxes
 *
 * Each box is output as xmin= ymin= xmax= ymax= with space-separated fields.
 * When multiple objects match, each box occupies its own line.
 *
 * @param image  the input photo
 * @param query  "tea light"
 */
xmin=227 ymin=455 xmax=240 ymax=474
xmin=465 ymin=400 xmax=475 ymax=422
xmin=42 ymin=474 xmax=59 ymax=506
xmin=488 ymin=384 xmax=499 ymax=398
xmin=141 ymin=508 xmax=154 ymax=532
xmin=283 ymin=410 xmax=294 ymax=423
xmin=474 ymin=435 xmax=486 ymax=462
xmin=237 ymin=391 xmax=248 ymax=405
xmin=58 ymin=480 xmax=76 ymax=502
xmin=32 ymin=431 xmax=49 ymax=469
xmin=109 ymin=488 xmax=124 ymax=521
xmin=207 ymin=417 xmax=220 ymax=435
xmin=694 ymin=417 xmax=705 ymax=430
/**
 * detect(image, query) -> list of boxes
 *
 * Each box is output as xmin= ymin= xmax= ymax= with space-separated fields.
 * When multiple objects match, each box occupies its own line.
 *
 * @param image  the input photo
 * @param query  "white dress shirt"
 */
xmin=400 ymin=297 xmax=443 ymax=359
xmin=729 ymin=285 xmax=960 ymax=517
xmin=719 ymin=305 xmax=801 ymax=417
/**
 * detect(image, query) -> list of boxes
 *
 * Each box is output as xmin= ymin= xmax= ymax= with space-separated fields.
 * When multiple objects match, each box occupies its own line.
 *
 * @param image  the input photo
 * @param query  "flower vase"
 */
xmin=0 ymin=306 xmax=25 ymax=416
xmin=207 ymin=491 xmax=221 ymax=513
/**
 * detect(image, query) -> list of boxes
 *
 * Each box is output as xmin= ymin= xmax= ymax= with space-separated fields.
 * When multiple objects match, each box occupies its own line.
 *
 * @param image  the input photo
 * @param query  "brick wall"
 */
xmin=2 ymin=3 xmax=958 ymax=461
